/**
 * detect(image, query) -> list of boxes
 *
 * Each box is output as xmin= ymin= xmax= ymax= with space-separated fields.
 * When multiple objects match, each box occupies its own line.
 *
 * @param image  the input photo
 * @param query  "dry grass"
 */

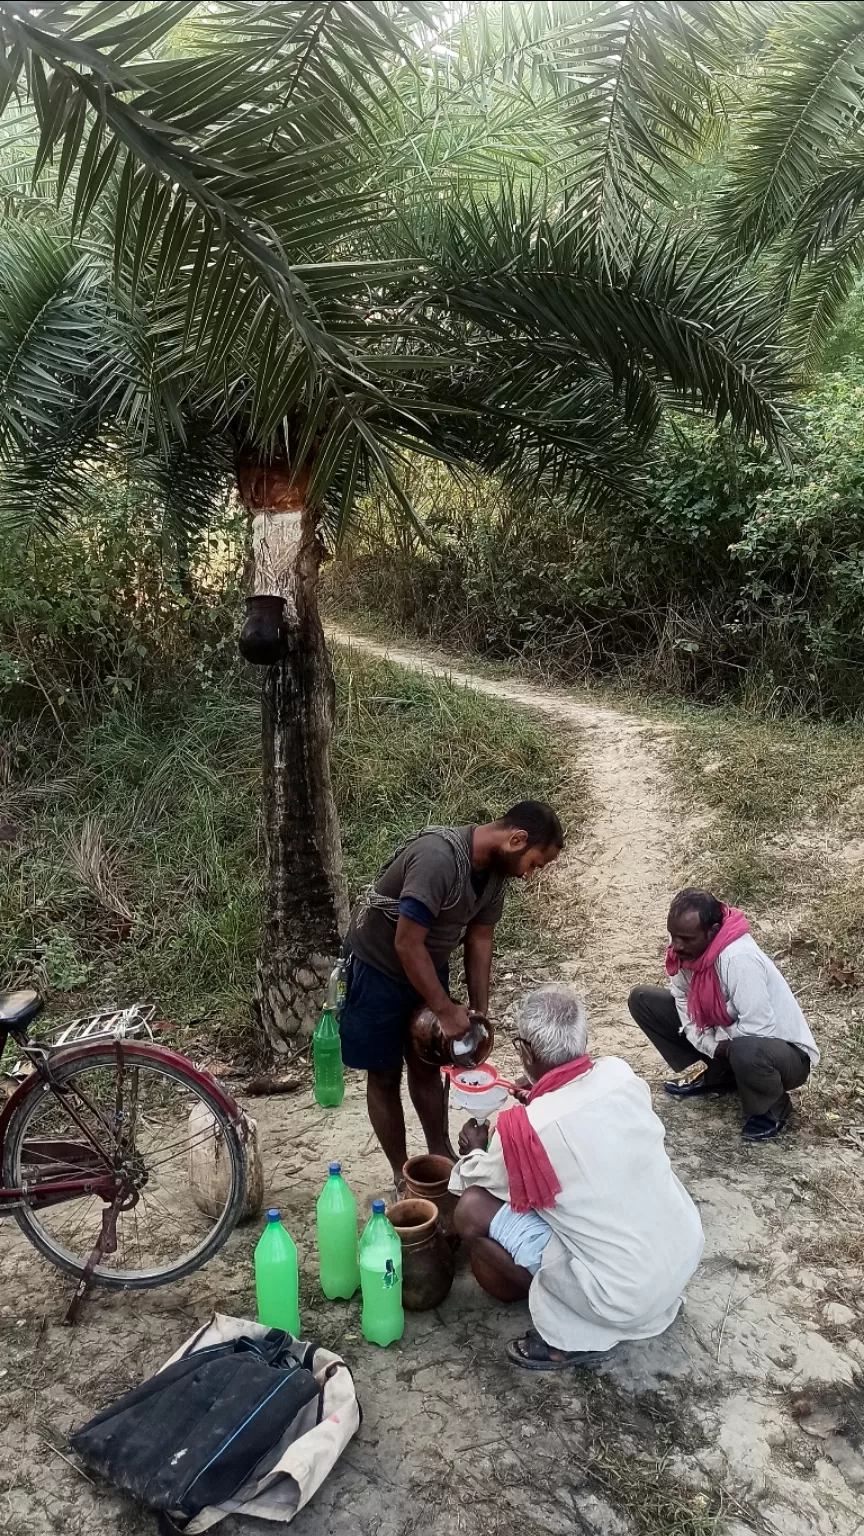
xmin=586 ymin=1456 xmax=723 ymax=1536
xmin=796 ymin=1169 xmax=864 ymax=1268
xmin=669 ymin=708 xmax=864 ymax=960
xmin=576 ymin=1379 xmax=740 ymax=1536
xmin=63 ymin=816 xmax=133 ymax=924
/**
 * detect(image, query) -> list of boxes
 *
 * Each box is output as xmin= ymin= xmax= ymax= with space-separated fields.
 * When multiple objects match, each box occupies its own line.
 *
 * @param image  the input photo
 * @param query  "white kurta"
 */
xmin=449 ymin=1056 xmax=704 ymax=1352
xmin=668 ymin=933 xmax=820 ymax=1064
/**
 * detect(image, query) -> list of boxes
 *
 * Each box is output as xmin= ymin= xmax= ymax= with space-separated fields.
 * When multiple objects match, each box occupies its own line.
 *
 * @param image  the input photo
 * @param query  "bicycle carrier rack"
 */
xmin=4 ymin=1004 xmax=158 ymax=1079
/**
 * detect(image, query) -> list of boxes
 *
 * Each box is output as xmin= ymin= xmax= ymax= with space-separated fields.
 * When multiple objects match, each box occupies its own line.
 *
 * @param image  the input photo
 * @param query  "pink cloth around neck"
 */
xmin=665 ymin=904 xmax=750 ymax=1031
xmin=495 ymin=1055 xmax=593 ymax=1215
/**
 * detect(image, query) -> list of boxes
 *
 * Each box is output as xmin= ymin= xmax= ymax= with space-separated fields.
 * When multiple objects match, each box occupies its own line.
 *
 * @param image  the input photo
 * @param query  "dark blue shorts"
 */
xmin=339 ymin=956 xmax=449 ymax=1072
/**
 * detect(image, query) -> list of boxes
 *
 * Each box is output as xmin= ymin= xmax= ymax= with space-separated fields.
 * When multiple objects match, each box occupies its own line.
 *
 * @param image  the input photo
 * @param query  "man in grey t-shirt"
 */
xmin=340 ymin=802 xmax=563 ymax=1189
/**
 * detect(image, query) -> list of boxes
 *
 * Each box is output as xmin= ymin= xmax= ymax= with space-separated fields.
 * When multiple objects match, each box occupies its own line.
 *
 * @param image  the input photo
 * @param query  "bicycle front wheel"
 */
xmin=4 ymin=1044 xmax=246 ymax=1289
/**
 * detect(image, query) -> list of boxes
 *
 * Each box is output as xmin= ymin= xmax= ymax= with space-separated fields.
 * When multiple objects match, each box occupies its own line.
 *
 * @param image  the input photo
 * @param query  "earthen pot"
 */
xmin=386 ymin=1197 xmax=454 ymax=1311
xmin=409 ymin=1009 xmax=494 ymax=1069
xmin=238 ymin=595 xmax=287 ymax=665
xmin=402 ymin=1153 xmax=459 ymax=1241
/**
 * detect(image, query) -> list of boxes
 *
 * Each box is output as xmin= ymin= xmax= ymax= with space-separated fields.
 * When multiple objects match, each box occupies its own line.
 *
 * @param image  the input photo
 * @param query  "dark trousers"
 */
xmin=628 ymin=986 xmax=810 ymax=1118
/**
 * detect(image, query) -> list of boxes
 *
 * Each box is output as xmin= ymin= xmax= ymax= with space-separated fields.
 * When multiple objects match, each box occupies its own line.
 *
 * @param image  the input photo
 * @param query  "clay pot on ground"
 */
xmin=402 ymin=1153 xmax=459 ymax=1241
xmin=386 ymin=1197 xmax=454 ymax=1311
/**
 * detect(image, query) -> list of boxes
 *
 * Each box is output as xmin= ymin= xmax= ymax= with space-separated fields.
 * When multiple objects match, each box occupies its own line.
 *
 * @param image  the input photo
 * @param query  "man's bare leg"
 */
xmin=456 ymin=1189 xmax=595 ymax=1364
xmin=405 ymin=1049 xmax=456 ymax=1160
xmin=366 ymin=1066 xmax=408 ymax=1186
xmin=454 ymin=1188 xmax=533 ymax=1302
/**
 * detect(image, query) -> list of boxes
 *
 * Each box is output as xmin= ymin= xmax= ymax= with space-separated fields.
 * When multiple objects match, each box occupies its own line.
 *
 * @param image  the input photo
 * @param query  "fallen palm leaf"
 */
xmin=64 ymin=816 xmax=133 ymax=924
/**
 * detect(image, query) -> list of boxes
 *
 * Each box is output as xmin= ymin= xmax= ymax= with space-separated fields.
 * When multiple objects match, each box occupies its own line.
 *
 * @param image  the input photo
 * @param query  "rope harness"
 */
xmin=354 ymin=826 xmax=473 ymax=929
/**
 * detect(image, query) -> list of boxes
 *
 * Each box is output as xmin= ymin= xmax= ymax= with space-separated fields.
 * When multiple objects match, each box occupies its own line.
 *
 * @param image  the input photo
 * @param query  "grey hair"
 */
xmin=515 ymin=984 xmax=588 ymax=1066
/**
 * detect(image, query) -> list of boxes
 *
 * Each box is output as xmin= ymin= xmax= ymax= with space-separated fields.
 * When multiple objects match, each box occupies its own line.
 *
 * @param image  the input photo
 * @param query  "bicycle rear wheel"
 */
xmin=4 ymin=1043 xmax=246 ymax=1288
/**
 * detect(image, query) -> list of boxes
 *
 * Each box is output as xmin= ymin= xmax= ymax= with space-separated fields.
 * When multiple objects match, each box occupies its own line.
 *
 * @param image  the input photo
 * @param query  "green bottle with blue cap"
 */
xmin=316 ymin=1162 xmax=360 ymax=1300
xmin=360 ymin=1199 xmax=403 ymax=1346
xmin=254 ymin=1208 xmax=301 ymax=1336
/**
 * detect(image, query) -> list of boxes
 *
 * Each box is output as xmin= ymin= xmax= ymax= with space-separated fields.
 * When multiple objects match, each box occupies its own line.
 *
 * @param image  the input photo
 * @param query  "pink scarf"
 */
xmin=665 ymin=905 xmax=750 ymax=1030
xmin=496 ymin=1057 xmax=593 ymax=1214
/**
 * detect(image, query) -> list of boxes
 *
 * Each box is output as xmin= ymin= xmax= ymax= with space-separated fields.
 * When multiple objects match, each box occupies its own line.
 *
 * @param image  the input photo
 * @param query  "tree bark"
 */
xmin=236 ymin=455 xmax=348 ymax=1053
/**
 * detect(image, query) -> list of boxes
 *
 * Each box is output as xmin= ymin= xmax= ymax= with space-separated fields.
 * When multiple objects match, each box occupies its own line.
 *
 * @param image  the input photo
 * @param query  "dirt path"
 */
xmin=326 ymin=627 xmax=864 ymax=1533
xmin=326 ymin=624 xmax=676 ymax=1063
xmin=1 ymin=630 xmax=862 ymax=1536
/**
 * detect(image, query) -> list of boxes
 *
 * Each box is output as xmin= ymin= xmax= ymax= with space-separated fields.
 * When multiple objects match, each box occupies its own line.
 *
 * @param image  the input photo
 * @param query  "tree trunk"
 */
xmin=236 ymin=457 xmax=348 ymax=1054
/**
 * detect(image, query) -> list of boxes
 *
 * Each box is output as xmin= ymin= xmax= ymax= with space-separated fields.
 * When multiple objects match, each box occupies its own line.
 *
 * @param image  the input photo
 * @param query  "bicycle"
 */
xmin=0 ymin=989 xmax=247 ymax=1319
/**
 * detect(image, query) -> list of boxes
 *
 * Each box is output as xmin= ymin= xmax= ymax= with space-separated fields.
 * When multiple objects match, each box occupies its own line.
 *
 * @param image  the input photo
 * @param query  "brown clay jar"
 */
xmin=402 ymin=1153 xmax=459 ymax=1240
xmin=409 ymin=1009 xmax=495 ymax=1069
xmin=386 ymin=1198 xmax=455 ymax=1311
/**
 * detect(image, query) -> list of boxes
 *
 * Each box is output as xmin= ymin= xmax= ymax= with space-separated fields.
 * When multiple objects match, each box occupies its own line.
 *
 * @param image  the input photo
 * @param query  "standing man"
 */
xmin=628 ymin=889 xmax=819 ymax=1142
xmin=339 ymin=802 xmax=563 ymax=1189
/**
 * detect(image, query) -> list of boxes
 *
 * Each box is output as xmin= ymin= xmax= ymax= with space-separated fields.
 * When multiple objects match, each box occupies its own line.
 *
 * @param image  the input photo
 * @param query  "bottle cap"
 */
xmin=371 ymin=1198 xmax=385 ymax=1214
xmin=267 ymin=1208 xmax=281 ymax=1222
xmin=329 ymin=1162 xmax=341 ymax=1175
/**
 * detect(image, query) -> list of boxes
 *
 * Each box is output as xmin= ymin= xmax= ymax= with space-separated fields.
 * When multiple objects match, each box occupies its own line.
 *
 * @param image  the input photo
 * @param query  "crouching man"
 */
xmin=628 ymin=889 xmax=819 ymax=1142
xmin=450 ymin=984 xmax=704 ymax=1372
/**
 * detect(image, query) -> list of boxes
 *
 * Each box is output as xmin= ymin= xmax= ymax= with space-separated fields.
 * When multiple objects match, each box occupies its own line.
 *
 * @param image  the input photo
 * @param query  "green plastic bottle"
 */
xmin=254 ymin=1208 xmax=301 ymax=1335
xmin=313 ymin=1007 xmax=345 ymax=1107
xmin=316 ymin=1162 xmax=360 ymax=1300
xmin=360 ymin=1199 xmax=403 ymax=1347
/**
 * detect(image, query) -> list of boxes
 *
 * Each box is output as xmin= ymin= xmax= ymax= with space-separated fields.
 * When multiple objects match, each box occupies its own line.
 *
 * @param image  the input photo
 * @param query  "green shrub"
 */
xmin=327 ymin=368 xmax=864 ymax=717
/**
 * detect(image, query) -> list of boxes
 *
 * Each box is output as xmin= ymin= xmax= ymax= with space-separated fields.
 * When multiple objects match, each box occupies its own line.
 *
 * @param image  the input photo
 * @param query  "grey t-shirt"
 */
xmin=347 ymin=826 xmax=507 ymax=982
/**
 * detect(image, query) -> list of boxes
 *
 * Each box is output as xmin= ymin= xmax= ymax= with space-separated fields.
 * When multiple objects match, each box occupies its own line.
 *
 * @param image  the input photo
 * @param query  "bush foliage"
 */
xmin=328 ymin=368 xmax=864 ymax=717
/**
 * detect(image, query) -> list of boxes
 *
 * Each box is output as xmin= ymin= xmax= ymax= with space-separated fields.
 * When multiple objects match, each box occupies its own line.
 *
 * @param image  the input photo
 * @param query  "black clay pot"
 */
xmin=238 ymin=595 xmax=287 ymax=665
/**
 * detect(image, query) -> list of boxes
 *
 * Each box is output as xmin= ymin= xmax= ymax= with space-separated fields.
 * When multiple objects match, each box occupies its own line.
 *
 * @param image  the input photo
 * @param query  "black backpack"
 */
xmin=70 ymin=1331 xmax=322 ymax=1527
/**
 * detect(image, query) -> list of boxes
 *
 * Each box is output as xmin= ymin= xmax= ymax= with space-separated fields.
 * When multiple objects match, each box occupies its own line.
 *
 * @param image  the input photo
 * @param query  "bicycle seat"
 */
xmin=0 ymin=990 xmax=43 ymax=1028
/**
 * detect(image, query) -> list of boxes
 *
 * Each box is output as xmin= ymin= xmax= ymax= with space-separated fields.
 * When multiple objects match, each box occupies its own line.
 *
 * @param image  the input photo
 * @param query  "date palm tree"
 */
xmin=720 ymin=2 xmax=864 ymax=360
xmin=0 ymin=0 xmax=789 ymax=1050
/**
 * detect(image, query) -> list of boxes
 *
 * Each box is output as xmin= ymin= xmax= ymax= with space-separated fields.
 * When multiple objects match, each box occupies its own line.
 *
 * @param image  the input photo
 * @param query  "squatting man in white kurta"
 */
xmin=450 ymin=984 xmax=705 ymax=1371
xmin=628 ymin=888 xmax=819 ymax=1142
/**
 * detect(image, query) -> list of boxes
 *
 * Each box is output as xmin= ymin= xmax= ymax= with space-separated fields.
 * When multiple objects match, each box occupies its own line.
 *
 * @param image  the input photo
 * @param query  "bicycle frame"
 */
xmin=0 ymin=1035 xmax=243 ymax=1212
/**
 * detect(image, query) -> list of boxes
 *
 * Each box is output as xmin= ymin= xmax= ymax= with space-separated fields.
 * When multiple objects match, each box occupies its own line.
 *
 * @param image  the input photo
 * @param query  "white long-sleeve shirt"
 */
xmin=449 ymin=1056 xmax=704 ymax=1353
xmin=669 ymin=933 xmax=819 ymax=1064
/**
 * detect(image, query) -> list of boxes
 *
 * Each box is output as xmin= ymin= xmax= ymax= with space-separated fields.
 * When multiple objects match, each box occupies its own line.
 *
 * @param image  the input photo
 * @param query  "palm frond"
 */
xmin=784 ymin=199 xmax=864 ymax=365
xmin=412 ymin=192 xmax=789 ymax=446
xmin=0 ymin=0 xmax=420 ymax=411
xmin=0 ymin=412 xmax=114 ymax=533
xmin=721 ymin=2 xmax=864 ymax=254
xmin=147 ymin=415 xmax=233 ymax=541
xmin=0 ymin=2 xmax=791 ymax=540
xmin=0 ymin=224 xmax=109 ymax=457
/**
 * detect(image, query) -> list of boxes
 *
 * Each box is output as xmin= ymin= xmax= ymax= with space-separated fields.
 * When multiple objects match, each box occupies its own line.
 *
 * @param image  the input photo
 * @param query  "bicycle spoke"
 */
xmin=137 ymin=1188 xmax=192 ymax=1241
xmin=114 ymin=1042 xmax=125 ymax=1142
xmin=49 ymin=1196 xmax=99 ymax=1251
xmin=145 ymin=1128 xmax=219 ymax=1172
xmin=132 ymin=1204 xmax=143 ymax=1268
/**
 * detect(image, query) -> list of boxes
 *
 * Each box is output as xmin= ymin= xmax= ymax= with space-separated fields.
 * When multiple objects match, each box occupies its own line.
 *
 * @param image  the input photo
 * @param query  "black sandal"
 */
xmin=506 ymin=1327 xmax=611 ymax=1372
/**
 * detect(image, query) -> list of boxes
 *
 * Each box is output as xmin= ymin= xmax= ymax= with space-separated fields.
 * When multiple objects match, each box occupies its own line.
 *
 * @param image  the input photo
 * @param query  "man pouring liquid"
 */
xmin=339 ymin=803 xmax=563 ymax=1192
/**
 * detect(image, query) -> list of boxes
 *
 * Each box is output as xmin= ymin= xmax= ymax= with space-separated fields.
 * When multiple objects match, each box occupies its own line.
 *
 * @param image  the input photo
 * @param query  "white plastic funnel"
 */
xmin=447 ymin=1065 xmax=510 ymax=1119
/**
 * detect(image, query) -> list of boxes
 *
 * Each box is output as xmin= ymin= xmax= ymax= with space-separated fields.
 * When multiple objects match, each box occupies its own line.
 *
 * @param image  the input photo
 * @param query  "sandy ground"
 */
xmin=1 ymin=631 xmax=862 ymax=1536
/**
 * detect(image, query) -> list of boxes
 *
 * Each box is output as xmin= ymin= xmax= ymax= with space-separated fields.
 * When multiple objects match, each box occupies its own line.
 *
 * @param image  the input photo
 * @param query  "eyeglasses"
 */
xmin=513 ymin=1037 xmax=530 ymax=1055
